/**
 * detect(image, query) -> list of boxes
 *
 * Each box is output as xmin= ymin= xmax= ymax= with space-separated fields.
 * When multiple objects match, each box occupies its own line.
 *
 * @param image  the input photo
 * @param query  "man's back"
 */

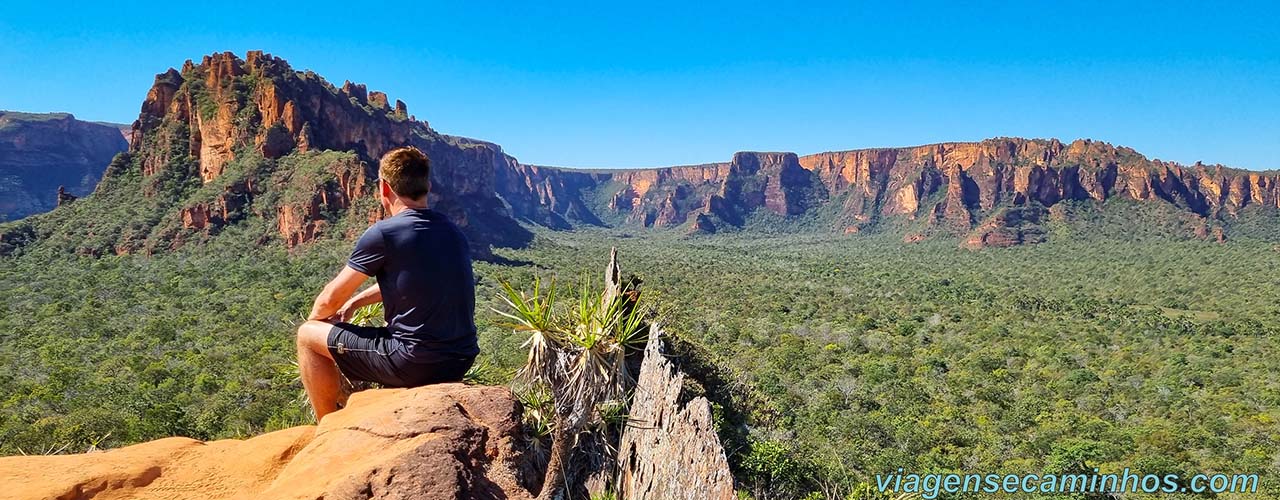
xmin=348 ymin=207 xmax=478 ymax=362
xmin=298 ymin=147 xmax=476 ymax=421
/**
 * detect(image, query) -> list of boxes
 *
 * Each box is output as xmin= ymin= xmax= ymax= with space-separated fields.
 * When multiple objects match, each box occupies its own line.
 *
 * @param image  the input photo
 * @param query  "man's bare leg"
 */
xmin=297 ymin=320 xmax=341 ymax=422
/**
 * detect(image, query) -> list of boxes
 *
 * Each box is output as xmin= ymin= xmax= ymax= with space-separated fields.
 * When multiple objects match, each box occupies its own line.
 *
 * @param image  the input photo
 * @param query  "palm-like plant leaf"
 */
xmin=492 ymin=277 xmax=563 ymax=387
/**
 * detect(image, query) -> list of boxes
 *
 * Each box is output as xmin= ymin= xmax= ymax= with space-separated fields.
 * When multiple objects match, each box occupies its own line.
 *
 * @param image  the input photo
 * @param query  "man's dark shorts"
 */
xmin=326 ymin=322 xmax=474 ymax=387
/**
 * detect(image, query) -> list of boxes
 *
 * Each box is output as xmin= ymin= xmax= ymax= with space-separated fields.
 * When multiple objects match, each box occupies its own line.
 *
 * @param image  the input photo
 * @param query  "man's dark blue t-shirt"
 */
xmin=346 ymin=208 xmax=478 ymax=363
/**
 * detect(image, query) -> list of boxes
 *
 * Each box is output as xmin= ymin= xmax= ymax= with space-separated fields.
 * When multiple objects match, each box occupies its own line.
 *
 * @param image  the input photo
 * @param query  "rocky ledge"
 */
xmin=0 ymin=384 xmax=532 ymax=500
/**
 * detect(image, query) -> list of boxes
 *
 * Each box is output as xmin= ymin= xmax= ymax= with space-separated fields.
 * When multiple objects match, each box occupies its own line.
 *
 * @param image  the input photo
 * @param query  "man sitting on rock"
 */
xmin=295 ymin=147 xmax=478 ymax=421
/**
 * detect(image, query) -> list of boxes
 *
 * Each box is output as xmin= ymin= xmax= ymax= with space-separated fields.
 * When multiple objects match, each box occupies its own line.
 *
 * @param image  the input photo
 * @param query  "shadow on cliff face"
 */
xmin=0 ymin=111 xmax=129 ymax=222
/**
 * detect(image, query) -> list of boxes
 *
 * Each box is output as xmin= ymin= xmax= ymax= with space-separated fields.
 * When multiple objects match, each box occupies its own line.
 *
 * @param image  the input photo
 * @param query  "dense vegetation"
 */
xmin=1 ymin=206 xmax=1278 ymax=498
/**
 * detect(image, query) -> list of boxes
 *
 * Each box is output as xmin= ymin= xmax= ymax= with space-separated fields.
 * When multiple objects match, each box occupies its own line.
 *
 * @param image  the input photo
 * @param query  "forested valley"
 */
xmin=2 ymin=217 xmax=1277 ymax=498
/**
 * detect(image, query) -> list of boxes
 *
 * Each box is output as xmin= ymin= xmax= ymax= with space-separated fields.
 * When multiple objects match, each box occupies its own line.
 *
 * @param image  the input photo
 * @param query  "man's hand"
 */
xmin=308 ymin=266 xmax=372 ymax=322
xmin=333 ymin=284 xmax=383 ymax=323
xmin=335 ymin=300 xmax=358 ymax=323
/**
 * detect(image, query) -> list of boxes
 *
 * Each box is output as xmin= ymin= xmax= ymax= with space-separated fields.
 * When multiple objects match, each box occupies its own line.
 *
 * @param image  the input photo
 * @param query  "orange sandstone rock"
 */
xmin=0 ymin=384 xmax=532 ymax=500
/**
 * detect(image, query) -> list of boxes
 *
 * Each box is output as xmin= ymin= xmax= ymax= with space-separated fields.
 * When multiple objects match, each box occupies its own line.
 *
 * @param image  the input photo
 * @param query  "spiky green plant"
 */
xmin=494 ymin=253 xmax=651 ymax=500
xmin=497 ymin=275 xmax=647 ymax=428
xmin=495 ymin=277 xmax=561 ymax=389
xmin=285 ymin=360 xmax=311 ymax=413
xmin=596 ymin=398 xmax=629 ymax=430
xmin=514 ymin=384 xmax=555 ymax=466
xmin=348 ymin=301 xmax=385 ymax=327
xmin=463 ymin=357 xmax=503 ymax=385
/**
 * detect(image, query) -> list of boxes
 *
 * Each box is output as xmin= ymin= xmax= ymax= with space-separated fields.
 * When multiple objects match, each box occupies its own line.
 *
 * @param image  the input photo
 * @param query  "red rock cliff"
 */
xmin=495 ymin=137 xmax=1280 ymax=246
xmin=124 ymin=51 xmax=528 ymax=252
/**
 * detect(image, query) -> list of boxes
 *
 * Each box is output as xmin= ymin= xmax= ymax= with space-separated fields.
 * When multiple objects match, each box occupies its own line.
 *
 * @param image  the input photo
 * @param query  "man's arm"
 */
xmin=336 ymin=284 xmax=383 ymax=322
xmin=308 ymin=266 xmax=371 ymax=321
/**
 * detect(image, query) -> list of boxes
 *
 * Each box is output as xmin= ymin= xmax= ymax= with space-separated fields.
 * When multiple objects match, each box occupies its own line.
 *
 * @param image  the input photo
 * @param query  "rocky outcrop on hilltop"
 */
xmin=0 ymin=384 xmax=534 ymax=500
xmin=0 ymin=112 xmax=128 ymax=221
xmin=122 ymin=51 xmax=529 ymax=253
xmin=131 ymin=52 xmax=423 ymax=182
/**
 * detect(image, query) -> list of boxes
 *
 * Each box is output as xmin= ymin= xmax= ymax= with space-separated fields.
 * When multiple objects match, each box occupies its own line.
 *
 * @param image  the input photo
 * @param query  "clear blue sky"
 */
xmin=1 ymin=1 xmax=1277 ymax=170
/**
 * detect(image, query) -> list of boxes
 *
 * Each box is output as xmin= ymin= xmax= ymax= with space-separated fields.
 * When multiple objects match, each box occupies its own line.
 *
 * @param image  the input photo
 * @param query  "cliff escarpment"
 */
xmin=497 ymin=139 xmax=1280 ymax=246
xmin=0 ymin=112 xmax=128 ymax=221
xmin=4 ymin=51 xmax=1277 ymax=257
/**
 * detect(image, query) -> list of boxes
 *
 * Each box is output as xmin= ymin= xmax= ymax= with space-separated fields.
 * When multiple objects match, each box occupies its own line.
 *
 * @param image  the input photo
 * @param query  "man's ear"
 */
xmin=377 ymin=179 xmax=395 ymax=216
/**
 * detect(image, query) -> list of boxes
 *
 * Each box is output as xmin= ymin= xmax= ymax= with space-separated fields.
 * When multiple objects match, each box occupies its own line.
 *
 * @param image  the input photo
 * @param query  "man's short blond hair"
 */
xmin=379 ymin=147 xmax=431 ymax=200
